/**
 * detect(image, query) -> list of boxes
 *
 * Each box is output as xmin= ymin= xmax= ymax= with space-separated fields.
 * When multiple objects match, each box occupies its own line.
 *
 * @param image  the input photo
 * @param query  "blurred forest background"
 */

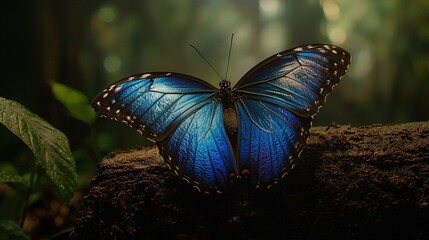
xmin=1 ymin=0 xmax=428 ymax=208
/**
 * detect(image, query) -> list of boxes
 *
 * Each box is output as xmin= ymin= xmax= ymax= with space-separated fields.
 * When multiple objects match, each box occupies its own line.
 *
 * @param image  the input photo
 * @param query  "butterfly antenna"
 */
xmin=190 ymin=44 xmax=223 ymax=81
xmin=224 ymin=33 xmax=234 ymax=81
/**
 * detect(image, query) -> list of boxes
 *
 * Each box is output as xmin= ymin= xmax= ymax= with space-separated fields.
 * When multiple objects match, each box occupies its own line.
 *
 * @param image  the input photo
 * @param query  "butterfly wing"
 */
xmin=92 ymin=72 xmax=217 ymax=141
xmin=233 ymin=44 xmax=351 ymax=186
xmin=92 ymin=72 xmax=236 ymax=191
xmin=157 ymin=100 xmax=236 ymax=192
xmin=235 ymin=99 xmax=311 ymax=185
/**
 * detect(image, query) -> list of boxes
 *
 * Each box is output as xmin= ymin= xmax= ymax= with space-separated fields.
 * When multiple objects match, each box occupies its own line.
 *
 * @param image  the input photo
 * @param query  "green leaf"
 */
xmin=0 ymin=219 xmax=28 ymax=240
xmin=50 ymin=82 xmax=96 ymax=124
xmin=0 ymin=97 xmax=77 ymax=201
xmin=0 ymin=162 xmax=28 ymax=192
xmin=0 ymin=169 xmax=26 ymax=186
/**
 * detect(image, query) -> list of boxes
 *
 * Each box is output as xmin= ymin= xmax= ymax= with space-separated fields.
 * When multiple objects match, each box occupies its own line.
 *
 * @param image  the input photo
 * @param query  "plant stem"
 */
xmin=20 ymin=163 xmax=38 ymax=228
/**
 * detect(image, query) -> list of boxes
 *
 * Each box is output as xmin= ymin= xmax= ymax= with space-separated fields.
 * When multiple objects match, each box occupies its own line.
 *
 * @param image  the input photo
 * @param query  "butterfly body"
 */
xmin=92 ymin=44 xmax=351 ymax=193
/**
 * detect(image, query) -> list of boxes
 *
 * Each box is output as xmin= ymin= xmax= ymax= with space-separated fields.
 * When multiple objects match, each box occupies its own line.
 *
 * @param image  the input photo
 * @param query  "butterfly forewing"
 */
xmin=92 ymin=72 xmax=217 ymax=140
xmin=234 ymin=45 xmax=351 ymax=117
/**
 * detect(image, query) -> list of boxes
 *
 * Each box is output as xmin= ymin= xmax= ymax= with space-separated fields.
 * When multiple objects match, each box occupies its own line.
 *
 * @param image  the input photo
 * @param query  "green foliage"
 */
xmin=0 ymin=97 xmax=77 ymax=201
xmin=0 ymin=168 xmax=27 ymax=187
xmin=0 ymin=219 xmax=28 ymax=240
xmin=50 ymin=82 xmax=96 ymax=124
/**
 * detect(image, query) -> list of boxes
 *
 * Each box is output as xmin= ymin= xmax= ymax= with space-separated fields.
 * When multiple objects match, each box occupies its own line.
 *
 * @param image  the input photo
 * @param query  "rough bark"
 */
xmin=72 ymin=122 xmax=429 ymax=240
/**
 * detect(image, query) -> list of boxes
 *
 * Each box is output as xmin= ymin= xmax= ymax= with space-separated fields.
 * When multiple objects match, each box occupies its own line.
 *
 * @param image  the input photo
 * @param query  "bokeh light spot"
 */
xmin=104 ymin=55 xmax=121 ymax=73
xmin=328 ymin=27 xmax=347 ymax=44
xmin=322 ymin=0 xmax=340 ymax=20
xmin=97 ymin=6 xmax=116 ymax=23
xmin=259 ymin=0 xmax=280 ymax=17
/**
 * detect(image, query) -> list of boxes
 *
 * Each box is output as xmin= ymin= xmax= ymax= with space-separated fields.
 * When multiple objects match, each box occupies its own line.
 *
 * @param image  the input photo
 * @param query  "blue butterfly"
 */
xmin=92 ymin=44 xmax=351 ymax=193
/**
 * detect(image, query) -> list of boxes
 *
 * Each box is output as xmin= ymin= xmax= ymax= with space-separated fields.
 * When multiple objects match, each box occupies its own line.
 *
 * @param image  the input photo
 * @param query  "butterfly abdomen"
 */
xmin=222 ymin=107 xmax=238 ymax=135
xmin=219 ymin=78 xmax=238 ymax=136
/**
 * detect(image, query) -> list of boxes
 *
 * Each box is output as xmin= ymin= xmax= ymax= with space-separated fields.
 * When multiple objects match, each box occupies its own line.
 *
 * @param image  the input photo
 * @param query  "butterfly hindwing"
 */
xmin=235 ymin=99 xmax=311 ymax=185
xmin=157 ymin=100 xmax=236 ymax=191
xmin=233 ymin=45 xmax=351 ymax=185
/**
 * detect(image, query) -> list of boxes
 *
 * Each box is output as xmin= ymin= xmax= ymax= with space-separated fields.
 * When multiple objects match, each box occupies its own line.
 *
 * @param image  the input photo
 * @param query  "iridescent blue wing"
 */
xmin=235 ymin=99 xmax=311 ymax=186
xmin=92 ymin=72 xmax=216 ymax=141
xmin=157 ymin=100 xmax=236 ymax=192
xmin=92 ymin=73 xmax=237 ymax=191
xmin=233 ymin=45 xmax=351 ymax=186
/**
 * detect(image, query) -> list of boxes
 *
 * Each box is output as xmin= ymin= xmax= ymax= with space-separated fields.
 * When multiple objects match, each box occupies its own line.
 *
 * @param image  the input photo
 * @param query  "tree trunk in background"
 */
xmin=72 ymin=122 xmax=429 ymax=239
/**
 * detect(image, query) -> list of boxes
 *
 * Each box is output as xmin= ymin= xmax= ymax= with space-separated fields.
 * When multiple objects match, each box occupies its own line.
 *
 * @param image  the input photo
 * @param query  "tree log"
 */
xmin=72 ymin=122 xmax=429 ymax=239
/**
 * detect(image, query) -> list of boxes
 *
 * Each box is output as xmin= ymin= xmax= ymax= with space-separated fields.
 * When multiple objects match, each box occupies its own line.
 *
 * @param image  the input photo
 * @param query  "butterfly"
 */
xmin=92 ymin=44 xmax=351 ymax=193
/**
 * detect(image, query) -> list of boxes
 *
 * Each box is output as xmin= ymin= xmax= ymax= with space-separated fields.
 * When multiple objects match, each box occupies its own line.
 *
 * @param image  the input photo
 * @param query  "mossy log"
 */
xmin=72 ymin=122 xmax=429 ymax=239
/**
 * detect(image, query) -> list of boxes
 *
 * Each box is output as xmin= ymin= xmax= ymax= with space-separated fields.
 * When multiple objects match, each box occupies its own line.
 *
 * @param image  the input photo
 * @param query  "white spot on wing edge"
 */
xmin=114 ymin=86 xmax=122 ymax=92
xmin=141 ymin=73 xmax=151 ymax=78
xmin=294 ymin=47 xmax=303 ymax=52
xmin=281 ymin=171 xmax=289 ymax=178
xmin=193 ymin=185 xmax=201 ymax=192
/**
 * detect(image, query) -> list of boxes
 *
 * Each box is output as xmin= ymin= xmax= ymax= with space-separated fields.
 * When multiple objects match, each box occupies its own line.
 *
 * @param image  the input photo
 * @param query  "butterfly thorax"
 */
xmin=219 ymin=80 xmax=238 ymax=138
xmin=219 ymin=80 xmax=234 ymax=108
